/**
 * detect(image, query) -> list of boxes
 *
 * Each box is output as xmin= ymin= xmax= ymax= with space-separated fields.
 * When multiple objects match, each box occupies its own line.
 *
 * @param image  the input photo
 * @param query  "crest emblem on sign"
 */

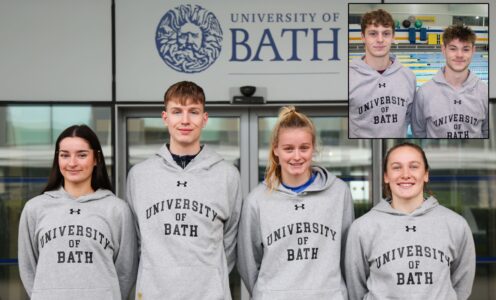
xmin=155 ymin=4 xmax=223 ymax=73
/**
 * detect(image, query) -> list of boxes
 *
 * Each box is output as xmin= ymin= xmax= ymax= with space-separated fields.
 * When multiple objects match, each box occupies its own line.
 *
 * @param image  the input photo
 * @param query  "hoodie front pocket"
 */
xmin=31 ymin=287 xmax=112 ymax=300
xmin=137 ymin=265 xmax=224 ymax=300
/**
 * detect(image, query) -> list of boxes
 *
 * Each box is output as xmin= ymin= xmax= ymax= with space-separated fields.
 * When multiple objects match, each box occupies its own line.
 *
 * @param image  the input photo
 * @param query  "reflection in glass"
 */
xmin=472 ymin=263 xmax=496 ymax=299
xmin=0 ymin=265 xmax=28 ymax=300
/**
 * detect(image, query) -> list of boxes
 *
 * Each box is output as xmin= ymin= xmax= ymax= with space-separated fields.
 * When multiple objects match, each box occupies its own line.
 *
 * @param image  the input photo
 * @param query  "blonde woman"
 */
xmin=237 ymin=106 xmax=354 ymax=299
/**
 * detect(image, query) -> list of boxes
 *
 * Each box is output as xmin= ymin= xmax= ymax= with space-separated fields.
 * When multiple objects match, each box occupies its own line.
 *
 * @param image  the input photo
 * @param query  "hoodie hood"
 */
xmin=372 ymin=196 xmax=439 ymax=216
xmin=44 ymin=187 xmax=113 ymax=203
xmin=269 ymin=166 xmax=337 ymax=196
xmin=432 ymin=67 xmax=479 ymax=93
xmin=156 ymin=144 xmax=223 ymax=172
xmin=349 ymin=54 xmax=403 ymax=77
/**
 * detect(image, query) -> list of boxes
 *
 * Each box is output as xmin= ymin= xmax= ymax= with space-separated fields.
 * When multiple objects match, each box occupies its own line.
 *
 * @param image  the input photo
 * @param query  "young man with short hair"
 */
xmin=126 ymin=81 xmax=242 ymax=299
xmin=349 ymin=9 xmax=417 ymax=138
xmin=412 ymin=25 xmax=488 ymax=138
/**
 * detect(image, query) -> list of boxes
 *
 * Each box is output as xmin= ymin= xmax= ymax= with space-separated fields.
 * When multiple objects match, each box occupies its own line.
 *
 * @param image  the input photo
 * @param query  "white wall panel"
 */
xmin=0 ymin=0 xmax=112 ymax=101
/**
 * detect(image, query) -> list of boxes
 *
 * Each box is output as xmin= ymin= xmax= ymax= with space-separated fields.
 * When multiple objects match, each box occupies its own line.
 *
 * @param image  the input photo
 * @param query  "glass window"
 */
xmin=453 ymin=16 xmax=486 ymax=26
xmin=349 ymin=14 xmax=362 ymax=25
xmin=257 ymin=116 xmax=372 ymax=216
xmin=0 ymin=104 xmax=112 ymax=300
xmin=473 ymin=263 xmax=496 ymax=299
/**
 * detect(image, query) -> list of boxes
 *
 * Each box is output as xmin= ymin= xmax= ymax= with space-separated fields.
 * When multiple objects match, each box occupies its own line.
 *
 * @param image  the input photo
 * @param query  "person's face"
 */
xmin=162 ymin=98 xmax=208 ymax=149
xmin=273 ymin=127 xmax=314 ymax=184
xmin=442 ymin=38 xmax=475 ymax=73
xmin=58 ymin=137 xmax=96 ymax=188
xmin=384 ymin=146 xmax=429 ymax=203
xmin=362 ymin=24 xmax=394 ymax=59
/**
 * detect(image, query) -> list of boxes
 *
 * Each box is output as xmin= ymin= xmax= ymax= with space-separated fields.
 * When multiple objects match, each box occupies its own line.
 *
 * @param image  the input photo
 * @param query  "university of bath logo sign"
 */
xmin=155 ymin=4 xmax=223 ymax=73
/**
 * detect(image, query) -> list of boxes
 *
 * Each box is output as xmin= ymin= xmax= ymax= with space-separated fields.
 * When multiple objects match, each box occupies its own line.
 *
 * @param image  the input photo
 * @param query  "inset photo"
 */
xmin=348 ymin=3 xmax=488 ymax=139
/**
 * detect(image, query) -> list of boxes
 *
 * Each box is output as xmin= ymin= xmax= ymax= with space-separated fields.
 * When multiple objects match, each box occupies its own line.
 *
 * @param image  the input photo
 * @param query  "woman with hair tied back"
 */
xmin=18 ymin=125 xmax=138 ymax=300
xmin=237 ymin=106 xmax=354 ymax=299
xmin=345 ymin=142 xmax=476 ymax=300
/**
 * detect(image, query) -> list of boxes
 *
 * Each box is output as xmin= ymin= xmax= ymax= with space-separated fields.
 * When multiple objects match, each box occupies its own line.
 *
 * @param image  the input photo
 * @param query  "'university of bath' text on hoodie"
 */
xmin=345 ymin=197 xmax=475 ymax=300
xmin=18 ymin=188 xmax=138 ymax=300
xmin=411 ymin=68 xmax=488 ymax=138
xmin=237 ymin=166 xmax=354 ymax=300
xmin=349 ymin=55 xmax=416 ymax=138
xmin=126 ymin=144 xmax=242 ymax=300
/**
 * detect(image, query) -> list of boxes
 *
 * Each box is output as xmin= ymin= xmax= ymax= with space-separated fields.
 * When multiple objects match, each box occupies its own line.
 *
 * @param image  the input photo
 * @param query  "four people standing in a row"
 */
xmin=18 ymin=81 xmax=476 ymax=300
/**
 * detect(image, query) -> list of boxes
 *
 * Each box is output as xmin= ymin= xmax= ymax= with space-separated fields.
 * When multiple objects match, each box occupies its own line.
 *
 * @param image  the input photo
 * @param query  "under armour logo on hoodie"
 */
xmin=454 ymin=99 xmax=462 ymax=105
xmin=295 ymin=204 xmax=305 ymax=210
xmin=70 ymin=209 xmax=81 ymax=215
xmin=405 ymin=225 xmax=416 ymax=232
xmin=378 ymin=82 xmax=386 ymax=88
xmin=177 ymin=181 xmax=188 ymax=187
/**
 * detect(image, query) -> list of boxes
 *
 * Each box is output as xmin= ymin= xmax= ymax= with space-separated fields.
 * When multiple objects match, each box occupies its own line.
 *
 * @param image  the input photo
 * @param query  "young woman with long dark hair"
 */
xmin=18 ymin=125 xmax=138 ymax=300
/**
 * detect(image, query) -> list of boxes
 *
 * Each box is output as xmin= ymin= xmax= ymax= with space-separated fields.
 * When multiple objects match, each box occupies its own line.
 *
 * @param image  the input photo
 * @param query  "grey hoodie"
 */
xmin=412 ymin=68 xmax=488 ymax=138
xmin=126 ymin=144 xmax=242 ymax=300
xmin=349 ymin=55 xmax=417 ymax=138
xmin=345 ymin=197 xmax=475 ymax=300
xmin=18 ymin=188 xmax=138 ymax=300
xmin=237 ymin=167 xmax=354 ymax=300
